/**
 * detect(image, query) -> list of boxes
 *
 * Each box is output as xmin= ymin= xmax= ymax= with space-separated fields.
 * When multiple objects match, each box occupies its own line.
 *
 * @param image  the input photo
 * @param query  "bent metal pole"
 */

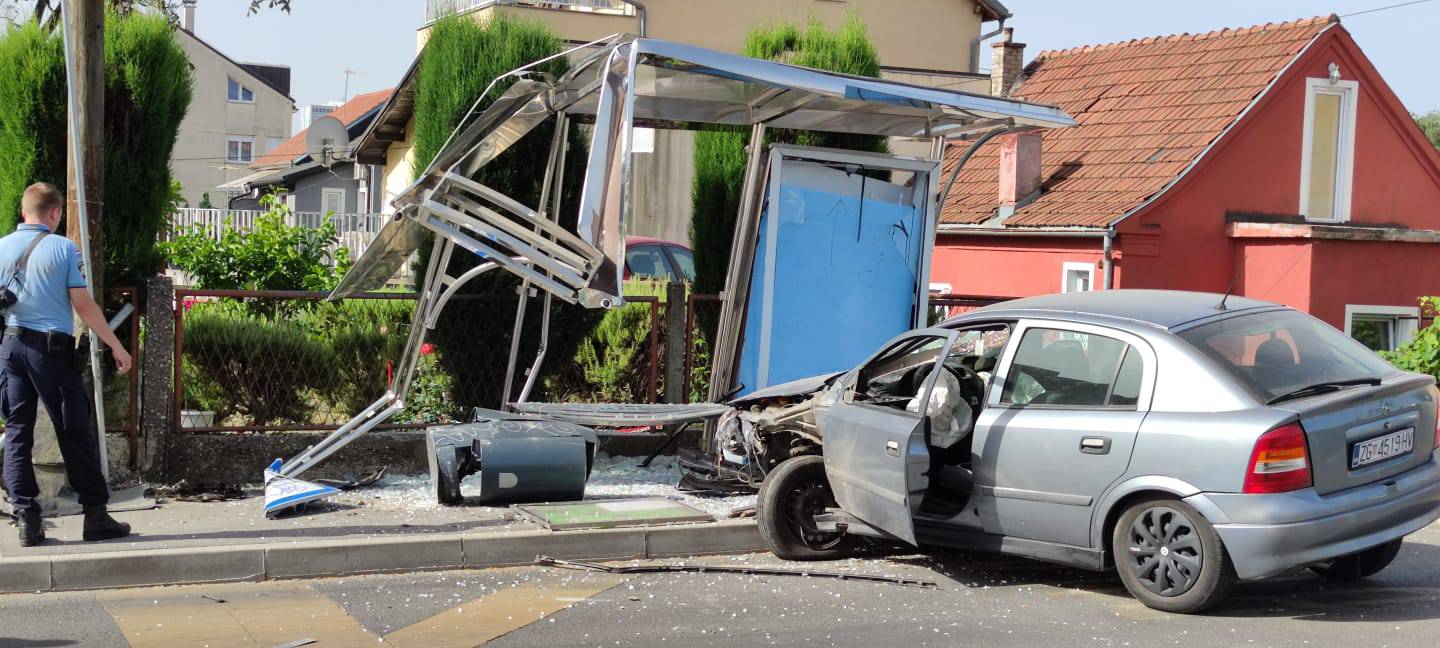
xmin=60 ymin=0 xmax=109 ymax=480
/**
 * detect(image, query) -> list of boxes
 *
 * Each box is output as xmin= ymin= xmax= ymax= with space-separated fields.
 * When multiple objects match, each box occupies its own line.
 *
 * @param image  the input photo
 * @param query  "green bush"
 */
xmin=690 ymin=14 xmax=887 ymax=294
xmin=104 ymin=9 xmax=194 ymax=287
xmin=1383 ymin=297 xmax=1440 ymax=379
xmin=0 ymin=21 xmax=67 ymax=236
xmin=181 ymin=304 xmax=335 ymax=425
xmin=296 ymin=299 xmax=413 ymax=415
xmin=161 ymin=193 xmax=351 ymax=291
xmin=0 ymin=11 xmax=192 ymax=288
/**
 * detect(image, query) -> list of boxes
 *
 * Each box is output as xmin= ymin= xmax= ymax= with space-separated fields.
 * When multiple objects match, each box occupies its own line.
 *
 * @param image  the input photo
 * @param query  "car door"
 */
xmin=818 ymin=329 xmax=958 ymax=545
xmin=969 ymin=320 xmax=1155 ymax=547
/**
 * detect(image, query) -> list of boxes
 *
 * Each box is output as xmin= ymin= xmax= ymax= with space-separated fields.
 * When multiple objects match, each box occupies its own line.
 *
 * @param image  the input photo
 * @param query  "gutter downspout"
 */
xmin=1103 ymin=227 xmax=1115 ymax=290
xmin=969 ymin=18 xmax=1006 ymax=74
xmin=618 ymin=0 xmax=645 ymax=37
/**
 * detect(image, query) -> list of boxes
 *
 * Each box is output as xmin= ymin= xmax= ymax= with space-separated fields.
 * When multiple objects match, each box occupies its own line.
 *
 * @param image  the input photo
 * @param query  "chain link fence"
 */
xmin=171 ymin=286 xmax=717 ymax=433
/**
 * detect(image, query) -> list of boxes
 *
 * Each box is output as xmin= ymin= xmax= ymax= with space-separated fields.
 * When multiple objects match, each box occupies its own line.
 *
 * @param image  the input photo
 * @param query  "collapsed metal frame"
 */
xmin=276 ymin=34 xmax=1074 ymax=481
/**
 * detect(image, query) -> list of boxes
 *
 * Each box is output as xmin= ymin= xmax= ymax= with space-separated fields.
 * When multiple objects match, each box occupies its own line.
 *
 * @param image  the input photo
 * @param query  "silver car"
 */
xmin=746 ymin=290 xmax=1440 ymax=613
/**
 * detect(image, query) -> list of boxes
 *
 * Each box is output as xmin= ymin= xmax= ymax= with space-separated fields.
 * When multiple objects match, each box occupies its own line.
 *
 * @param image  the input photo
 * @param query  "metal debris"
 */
xmin=535 ymin=555 xmax=938 ymax=588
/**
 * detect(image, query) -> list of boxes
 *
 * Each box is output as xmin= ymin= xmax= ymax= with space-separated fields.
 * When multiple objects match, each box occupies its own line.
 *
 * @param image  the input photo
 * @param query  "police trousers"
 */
xmin=1 ymin=330 xmax=108 ymax=515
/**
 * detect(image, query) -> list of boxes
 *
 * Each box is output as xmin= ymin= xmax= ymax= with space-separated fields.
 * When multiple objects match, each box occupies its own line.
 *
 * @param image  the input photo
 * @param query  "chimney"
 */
xmin=997 ymin=132 xmax=1042 ymax=217
xmin=183 ymin=0 xmax=197 ymax=32
xmin=990 ymin=27 xmax=1025 ymax=97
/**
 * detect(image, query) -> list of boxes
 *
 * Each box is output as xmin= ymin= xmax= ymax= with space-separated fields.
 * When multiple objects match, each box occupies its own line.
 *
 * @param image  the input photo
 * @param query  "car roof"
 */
xmin=625 ymin=236 xmax=689 ymax=249
xmin=950 ymin=289 xmax=1283 ymax=330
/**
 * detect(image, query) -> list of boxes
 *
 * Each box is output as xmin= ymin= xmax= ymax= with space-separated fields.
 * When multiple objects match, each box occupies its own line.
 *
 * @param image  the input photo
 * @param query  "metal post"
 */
xmin=502 ymin=112 xmax=569 ymax=405
xmin=60 ymin=0 xmax=109 ymax=479
xmin=663 ymin=281 xmax=685 ymax=403
xmin=517 ymin=112 xmax=570 ymax=406
xmin=708 ymin=123 xmax=767 ymax=402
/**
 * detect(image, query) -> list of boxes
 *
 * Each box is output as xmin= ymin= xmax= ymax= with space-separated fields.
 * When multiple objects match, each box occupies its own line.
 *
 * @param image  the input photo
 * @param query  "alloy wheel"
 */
xmin=1127 ymin=506 xmax=1203 ymax=596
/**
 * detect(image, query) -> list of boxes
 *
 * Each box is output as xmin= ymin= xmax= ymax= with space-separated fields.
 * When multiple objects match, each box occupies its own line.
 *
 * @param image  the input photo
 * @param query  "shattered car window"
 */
xmin=855 ymin=336 xmax=948 ymax=409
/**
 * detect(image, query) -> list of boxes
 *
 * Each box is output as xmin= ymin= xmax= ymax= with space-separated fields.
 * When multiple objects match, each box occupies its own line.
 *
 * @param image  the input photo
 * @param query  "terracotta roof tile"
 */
xmin=251 ymin=88 xmax=394 ymax=169
xmin=942 ymin=16 xmax=1335 ymax=228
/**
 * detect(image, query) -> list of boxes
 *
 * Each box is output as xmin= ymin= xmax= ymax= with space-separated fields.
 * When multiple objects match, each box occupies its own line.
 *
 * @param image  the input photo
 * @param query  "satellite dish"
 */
xmin=306 ymin=115 xmax=349 ymax=168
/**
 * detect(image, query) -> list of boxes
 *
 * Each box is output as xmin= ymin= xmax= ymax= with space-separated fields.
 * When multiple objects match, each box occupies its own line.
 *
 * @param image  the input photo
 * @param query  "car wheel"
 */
xmin=1310 ymin=539 xmax=1403 ymax=582
xmin=1113 ymin=498 xmax=1236 ymax=614
xmin=757 ymin=455 xmax=857 ymax=561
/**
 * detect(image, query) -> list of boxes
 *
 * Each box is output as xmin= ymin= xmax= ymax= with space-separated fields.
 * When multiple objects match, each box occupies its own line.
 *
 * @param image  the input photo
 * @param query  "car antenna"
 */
xmin=1215 ymin=247 xmax=1245 ymax=310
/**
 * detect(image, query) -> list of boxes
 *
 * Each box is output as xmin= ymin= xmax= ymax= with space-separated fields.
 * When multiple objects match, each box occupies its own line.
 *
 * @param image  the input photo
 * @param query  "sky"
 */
xmin=185 ymin=0 xmax=1440 ymax=135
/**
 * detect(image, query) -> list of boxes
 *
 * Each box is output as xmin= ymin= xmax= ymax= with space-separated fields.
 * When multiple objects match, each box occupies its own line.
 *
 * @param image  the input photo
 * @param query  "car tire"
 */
xmin=1112 ymin=498 xmax=1236 ymax=614
xmin=1309 ymin=538 xmax=1403 ymax=582
xmin=757 ymin=455 xmax=857 ymax=561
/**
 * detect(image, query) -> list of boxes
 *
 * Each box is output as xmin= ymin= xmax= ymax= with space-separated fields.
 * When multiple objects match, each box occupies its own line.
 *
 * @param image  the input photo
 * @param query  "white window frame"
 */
xmin=227 ymin=77 xmax=255 ymax=103
xmin=1299 ymin=77 xmax=1358 ymax=223
xmin=1061 ymin=261 xmax=1095 ymax=293
xmin=321 ymin=187 xmax=347 ymax=215
xmin=1344 ymin=304 xmax=1420 ymax=351
xmin=225 ymin=136 xmax=254 ymax=164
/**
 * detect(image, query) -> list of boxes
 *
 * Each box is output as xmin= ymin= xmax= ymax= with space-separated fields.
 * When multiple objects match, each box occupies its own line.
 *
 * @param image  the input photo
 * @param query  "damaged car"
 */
xmin=736 ymin=290 xmax=1440 ymax=613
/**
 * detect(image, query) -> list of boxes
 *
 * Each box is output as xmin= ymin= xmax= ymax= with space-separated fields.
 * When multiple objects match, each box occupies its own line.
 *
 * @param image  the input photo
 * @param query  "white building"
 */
xmin=170 ymin=1 xmax=295 ymax=208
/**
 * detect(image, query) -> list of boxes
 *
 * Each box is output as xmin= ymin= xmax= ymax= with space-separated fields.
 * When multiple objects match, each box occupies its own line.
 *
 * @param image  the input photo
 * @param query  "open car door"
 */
xmin=817 ymin=329 xmax=958 ymax=545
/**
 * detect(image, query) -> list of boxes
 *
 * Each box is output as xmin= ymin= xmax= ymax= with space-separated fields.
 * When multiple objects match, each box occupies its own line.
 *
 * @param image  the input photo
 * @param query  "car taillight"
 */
xmin=1243 ymin=423 xmax=1312 ymax=494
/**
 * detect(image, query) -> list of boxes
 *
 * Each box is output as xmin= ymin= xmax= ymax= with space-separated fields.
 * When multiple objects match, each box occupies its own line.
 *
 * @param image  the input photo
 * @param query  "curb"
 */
xmin=0 ymin=519 xmax=764 ymax=593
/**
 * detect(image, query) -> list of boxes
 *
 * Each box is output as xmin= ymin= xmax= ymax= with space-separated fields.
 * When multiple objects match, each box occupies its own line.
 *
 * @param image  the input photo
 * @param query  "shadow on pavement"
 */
xmin=874 ymin=538 xmax=1440 ymax=622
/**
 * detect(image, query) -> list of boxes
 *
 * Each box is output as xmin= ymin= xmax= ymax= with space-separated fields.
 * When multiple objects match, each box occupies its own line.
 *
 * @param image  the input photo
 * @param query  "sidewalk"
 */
xmin=0 ymin=457 xmax=763 ymax=593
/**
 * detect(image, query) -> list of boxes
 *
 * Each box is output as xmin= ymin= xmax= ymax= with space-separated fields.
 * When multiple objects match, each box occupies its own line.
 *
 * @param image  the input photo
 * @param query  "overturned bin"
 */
xmin=426 ymin=411 xmax=600 ymax=505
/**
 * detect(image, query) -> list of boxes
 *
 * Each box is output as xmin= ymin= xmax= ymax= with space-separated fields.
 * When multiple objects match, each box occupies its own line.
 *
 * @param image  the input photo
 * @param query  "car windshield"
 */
xmin=1177 ymin=309 xmax=1398 ymax=403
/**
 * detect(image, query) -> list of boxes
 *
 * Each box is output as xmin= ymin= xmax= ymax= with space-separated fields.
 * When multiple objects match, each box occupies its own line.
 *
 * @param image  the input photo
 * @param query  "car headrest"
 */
xmin=1038 ymin=340 xmax=1090 ymax=379
xmin=1254 ymin=338 xmax=1297 ymax=367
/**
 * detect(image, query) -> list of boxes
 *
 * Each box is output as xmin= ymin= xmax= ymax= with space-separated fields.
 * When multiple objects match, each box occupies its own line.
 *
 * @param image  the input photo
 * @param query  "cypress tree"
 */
xmin=690 ymin=14 xmax=886 ymax=295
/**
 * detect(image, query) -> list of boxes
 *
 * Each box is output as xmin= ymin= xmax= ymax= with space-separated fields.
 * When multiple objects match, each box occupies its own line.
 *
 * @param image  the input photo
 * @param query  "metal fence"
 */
xmin=930 ymin=293 xmax=1013 ymax=320
xmin=168 ymin=289 xmax=1008 ymax=433
xmin=171 ymin=287 xmax=718 ymax=433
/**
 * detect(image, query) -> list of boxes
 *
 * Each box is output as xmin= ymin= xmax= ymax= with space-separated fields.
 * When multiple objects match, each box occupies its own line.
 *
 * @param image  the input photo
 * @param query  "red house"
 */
xmin=935 ymin=16 xmax=1440 ymax=352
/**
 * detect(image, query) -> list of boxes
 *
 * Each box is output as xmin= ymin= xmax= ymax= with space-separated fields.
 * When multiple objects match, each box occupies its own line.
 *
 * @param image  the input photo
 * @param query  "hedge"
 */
xmin=0 ymin=11 xmax=191 ymax=289
xmin=690 ymin=14 xmax=887 ymax=295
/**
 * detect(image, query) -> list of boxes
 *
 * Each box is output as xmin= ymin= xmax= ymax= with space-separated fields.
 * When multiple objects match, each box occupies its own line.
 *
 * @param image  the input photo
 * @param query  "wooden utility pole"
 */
xmin=64 ymin=0 xmax=104 ymax=295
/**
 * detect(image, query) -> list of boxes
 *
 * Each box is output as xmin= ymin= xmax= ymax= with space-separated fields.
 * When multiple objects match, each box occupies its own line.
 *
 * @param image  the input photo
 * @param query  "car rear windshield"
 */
xmin=1177 ymin=309 xmax=1397 ymax=403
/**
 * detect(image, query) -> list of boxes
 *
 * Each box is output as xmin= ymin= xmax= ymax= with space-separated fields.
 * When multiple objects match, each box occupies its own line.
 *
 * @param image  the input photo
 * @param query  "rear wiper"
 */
xmin=1267 ymin=377 xmax=1382 ymax=405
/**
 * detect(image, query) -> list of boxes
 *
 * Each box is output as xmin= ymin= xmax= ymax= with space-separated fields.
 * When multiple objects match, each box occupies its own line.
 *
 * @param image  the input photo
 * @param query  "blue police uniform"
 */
xmin=0 ymin=223 xmax=108 ymax=516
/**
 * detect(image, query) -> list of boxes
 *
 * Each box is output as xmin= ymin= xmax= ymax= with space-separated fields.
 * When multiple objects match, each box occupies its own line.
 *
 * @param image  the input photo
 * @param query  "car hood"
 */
xmin=728 ymin=372 xmax=844 ymax=407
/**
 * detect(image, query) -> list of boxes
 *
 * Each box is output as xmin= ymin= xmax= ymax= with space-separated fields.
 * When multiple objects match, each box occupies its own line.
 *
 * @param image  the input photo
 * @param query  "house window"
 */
xmin=1344 ymin=305 xmax=1419 ymax=352
xmin=228 ymin=77 xmax=255 ymax=103
xmin=1300 ymin=77 xmax=1358 ymax=222
xmin=1061 ymin=262 xmax=1094 ymax=293
xmin=225 ymin=136 xmax=254 ymax=163
xmin=322 ymin=188 xmax=346 ymax=215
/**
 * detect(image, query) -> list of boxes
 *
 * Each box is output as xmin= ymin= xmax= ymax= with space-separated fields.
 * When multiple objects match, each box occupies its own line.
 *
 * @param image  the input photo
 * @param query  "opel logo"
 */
xmin=1380 ymin=401 xmax=1392 ymax=416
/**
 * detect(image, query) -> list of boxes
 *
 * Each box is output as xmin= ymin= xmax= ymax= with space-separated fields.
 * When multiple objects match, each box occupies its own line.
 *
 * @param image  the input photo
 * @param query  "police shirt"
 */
xmin=0 ymin=224 xmax=87 ymax=334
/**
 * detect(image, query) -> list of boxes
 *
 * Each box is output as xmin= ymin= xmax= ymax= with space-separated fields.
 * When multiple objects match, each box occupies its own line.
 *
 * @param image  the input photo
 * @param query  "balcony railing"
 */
xmin=425 ymin=0 xmax=635 ymax=24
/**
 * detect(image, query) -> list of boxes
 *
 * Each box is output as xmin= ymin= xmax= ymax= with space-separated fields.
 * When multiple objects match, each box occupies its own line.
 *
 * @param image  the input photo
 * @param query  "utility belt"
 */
xmin=4 ymin=325 xmax=78 ymax=358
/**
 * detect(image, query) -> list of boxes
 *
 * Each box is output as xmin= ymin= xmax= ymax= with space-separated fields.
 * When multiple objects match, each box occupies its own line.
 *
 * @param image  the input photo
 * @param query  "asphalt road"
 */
xmin=2 ymin=520 xmax=1437 ymax=647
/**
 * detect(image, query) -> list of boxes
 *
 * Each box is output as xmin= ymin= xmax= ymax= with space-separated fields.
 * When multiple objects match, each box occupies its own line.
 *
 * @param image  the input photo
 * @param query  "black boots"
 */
xmin=82 ymin=504 xmax=130 ymax=541
xmin=16 ymin=509 xmax=44 ymax=547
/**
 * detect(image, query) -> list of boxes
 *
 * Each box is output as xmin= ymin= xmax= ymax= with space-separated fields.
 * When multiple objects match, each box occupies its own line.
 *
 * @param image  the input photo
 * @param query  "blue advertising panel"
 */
xmin=736 ymin=159 xmax=926 ymax=395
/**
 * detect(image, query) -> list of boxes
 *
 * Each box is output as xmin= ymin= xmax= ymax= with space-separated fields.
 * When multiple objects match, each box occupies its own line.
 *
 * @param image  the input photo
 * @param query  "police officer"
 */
xmin=2 ymin=182 xmax=133 ymax=546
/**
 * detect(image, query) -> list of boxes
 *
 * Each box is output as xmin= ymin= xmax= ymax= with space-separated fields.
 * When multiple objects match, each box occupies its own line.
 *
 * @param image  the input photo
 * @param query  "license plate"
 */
xmin=1350 ymin=428 xmax=1414 ymax=469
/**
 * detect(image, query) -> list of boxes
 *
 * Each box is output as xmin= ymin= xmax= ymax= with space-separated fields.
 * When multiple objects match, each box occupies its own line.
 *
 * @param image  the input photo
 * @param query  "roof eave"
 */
xmin=975 ymin=0 xmax=1012 ymax=21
